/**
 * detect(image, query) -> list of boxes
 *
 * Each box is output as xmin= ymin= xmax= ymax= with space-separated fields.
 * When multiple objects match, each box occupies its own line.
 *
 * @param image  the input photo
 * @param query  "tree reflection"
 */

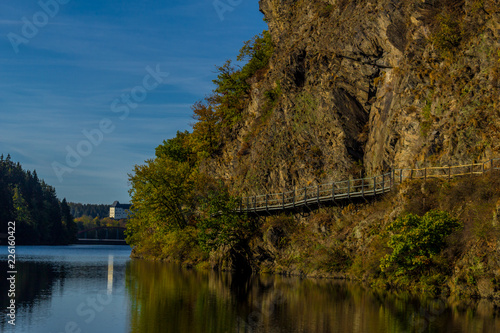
xmin=125 ymin=261 xmax=410 ymax=333
xmin=0 ymin=260 xmax=66 ymax=328
xmin=126 ymin=260 xmax=237 ymax=332
xmin=126 ymin=261 xmax=500 ymax=333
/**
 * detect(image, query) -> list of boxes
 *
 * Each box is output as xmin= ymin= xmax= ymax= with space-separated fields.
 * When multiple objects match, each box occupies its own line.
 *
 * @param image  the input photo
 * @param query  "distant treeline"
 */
xmin=68 ymin=203 xmax=109 ymax=218
xmin=75 ymin=216 xmax=126 ymax=233
xmin=0 ymin=154 xmax=77 ymax=245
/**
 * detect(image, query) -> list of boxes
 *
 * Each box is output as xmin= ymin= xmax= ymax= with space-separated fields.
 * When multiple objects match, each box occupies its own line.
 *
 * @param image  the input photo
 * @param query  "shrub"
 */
xmin=380 ymin=210 xmax=462 ymax=277
xmin=318 ymin=4 xmax=334 ymax=18
xmin=431 ymin=13 xmax=463 ymax=57
xmin=264 ymin=82 xmax=282 ymax=107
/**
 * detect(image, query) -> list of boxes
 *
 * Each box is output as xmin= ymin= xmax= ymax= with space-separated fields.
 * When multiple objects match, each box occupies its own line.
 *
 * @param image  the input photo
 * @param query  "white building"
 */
xmin=109 ymin=201 xmax=131 ymax=219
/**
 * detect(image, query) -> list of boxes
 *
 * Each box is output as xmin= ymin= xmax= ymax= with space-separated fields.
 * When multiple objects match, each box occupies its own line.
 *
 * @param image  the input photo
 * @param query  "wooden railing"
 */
xmin=237 ymin=158 xmax=500 ymax=215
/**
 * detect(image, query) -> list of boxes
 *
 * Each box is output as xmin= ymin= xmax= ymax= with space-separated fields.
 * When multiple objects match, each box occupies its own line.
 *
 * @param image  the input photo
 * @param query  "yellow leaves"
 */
xmin=470 ymin=117 xmax=479 ymax=128
xmin=129 ymin=149 xmax=200 ymax=233
xmin=341 ymin=203 xmax=357 ymax=215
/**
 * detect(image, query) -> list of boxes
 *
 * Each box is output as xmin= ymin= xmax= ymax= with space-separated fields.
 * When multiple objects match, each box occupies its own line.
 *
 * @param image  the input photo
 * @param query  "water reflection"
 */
xmin=1 ymin=246 xmax=499 ymax=333
xmin=108 ymin=255 xmax=114 ymax=295
xmin=126 ymin=260 xmax=500 ymax=333
xmin=0 ymin=260 xmax=66 ymax=328
xmin=0 ymin=245 xmax=131 ymax=333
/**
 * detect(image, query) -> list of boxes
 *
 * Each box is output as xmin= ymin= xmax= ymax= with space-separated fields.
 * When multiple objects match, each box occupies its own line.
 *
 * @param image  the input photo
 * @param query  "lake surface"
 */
xmin=1 ymin=245 xmax=499 ymax=333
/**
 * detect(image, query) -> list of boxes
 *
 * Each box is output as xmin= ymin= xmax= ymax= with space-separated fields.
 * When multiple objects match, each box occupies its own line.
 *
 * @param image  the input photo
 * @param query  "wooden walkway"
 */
xmin=238 ymin=158 xmax=500 ymax=215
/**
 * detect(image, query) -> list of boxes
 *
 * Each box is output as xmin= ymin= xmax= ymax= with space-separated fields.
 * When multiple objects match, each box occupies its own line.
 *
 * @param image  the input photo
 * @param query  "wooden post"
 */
xmin=399 ymin=169 xmax=402 ymax=184
xmin=382 ymin=173 xmax=385 ymax=192
xmin=362 ymin=178 xmax=365 ymax=198
xmin=317 ymin=184 xmax=320 ymax=205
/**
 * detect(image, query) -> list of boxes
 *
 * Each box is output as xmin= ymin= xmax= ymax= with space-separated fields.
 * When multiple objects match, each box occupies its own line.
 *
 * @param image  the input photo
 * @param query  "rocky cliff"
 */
xmin=206 ymin=0 xmax=500 ymax=197
xmin=127 ymin=1 xmax=500 ymax=298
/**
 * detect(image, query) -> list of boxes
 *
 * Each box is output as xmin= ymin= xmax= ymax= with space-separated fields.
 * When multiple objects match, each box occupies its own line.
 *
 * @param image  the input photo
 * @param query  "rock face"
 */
xmin=209 ymin=0 xmax=500 ymax=196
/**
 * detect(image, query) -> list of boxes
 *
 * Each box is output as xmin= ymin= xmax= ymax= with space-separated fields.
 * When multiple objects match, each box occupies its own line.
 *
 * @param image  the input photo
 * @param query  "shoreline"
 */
xmin=128 ymin=173 xmax=500 ymax=302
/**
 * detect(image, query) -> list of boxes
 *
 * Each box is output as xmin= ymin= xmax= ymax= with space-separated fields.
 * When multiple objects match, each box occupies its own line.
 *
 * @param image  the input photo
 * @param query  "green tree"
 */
xmin=126 ymin=140 xmax=200 ymax=250
xmin=130 ymin=158 xmax=195 ymax=230
xmin=380 ymin=210 xmax=462 ymax=277
xmin=41 ymin=184 xmax=63 ymax=244
xmin=12 ymin=186 xmax=37 ymax=244
xmin=208 ymin=30 xmax=275 ymax=130
xmin=0 ymin=156 xmax=77 ymax=245
xmin=155 ymin=130 xmax=194 ymax=164
xmin=211 ymin=60 xmax=249 ymax=126
xmin=125 ymin=30 xmax=275 ymax=258
xmin=61 ymin=198 xmax=77 ymax=243
xmin=190 ymin=102 xmax=220 ymax=156
xmin=237 ymin=30 xmax=274 ymax=77
xmin=197 ymin=186 xmax=253 ymax=253
xmin=13 ymin=186 xmax=32 ymax=224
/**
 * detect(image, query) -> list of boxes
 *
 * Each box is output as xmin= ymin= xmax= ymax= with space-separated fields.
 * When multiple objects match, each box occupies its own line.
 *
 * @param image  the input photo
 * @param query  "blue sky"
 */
xmin=0 ymin=0 xmax=267 ymax=204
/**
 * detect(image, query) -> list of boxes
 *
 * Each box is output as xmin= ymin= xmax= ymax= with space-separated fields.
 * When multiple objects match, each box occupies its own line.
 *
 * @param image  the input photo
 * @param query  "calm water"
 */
xmin=1 ymin=245 xmax=499 ymax=333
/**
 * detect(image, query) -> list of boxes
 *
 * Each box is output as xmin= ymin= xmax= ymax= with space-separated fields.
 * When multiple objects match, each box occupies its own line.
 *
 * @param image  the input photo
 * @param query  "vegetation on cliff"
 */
xmin=126 ymin=31 xmax=273 ymax=262
xmin=126 ymin=0 xmax=500 ymax=298
xmin=380 ymin=210 xmax=462 ymax=282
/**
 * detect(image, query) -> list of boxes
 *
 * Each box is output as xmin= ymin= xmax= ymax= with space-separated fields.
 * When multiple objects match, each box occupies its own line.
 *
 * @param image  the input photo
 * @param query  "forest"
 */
xmin=0 ymin=154 xmax=77 ymax=244
xmin=68 ymin=202 xmax=109 ymax=218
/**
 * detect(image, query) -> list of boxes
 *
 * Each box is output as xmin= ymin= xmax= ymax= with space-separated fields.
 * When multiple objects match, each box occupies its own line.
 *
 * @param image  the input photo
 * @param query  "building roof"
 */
xmin=111 ymin=201 xmax=132 ymax=209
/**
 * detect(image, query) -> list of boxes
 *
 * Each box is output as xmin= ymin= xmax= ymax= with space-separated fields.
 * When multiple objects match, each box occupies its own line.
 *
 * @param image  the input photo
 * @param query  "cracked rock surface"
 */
xmin=207 ymin=0 xmax=500 ymax=196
